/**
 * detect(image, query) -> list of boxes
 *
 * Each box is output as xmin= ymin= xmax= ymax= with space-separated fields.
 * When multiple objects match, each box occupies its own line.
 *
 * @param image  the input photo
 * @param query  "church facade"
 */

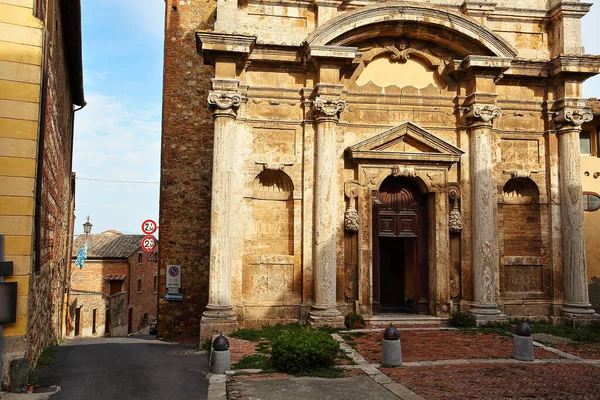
xmin=159 ymin=0 xmax=600 ymax=339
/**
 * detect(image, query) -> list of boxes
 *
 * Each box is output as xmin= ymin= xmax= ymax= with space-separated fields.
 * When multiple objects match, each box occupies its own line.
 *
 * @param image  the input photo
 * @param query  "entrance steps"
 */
xmin=366 ymin=314 xmax=449 ymax=329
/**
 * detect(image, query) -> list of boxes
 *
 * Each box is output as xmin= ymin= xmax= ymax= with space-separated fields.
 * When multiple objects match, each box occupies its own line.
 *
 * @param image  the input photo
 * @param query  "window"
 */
xmin=142 ymin=313 xmax=148 ymax=325
xmin=580 ymin=128 xmax=600 ymax=156
xmin=153 ymin=275 xmax=158 ymax=293
xmin=138 ymin=252 xmax=143 ymax=264
xmin=137 ymin=278 xmax=142 ymax=293
xmin=109 ymin=280 xmax=123 ymax=295
xmin=583 ymin=192 xmax=600 ymax=212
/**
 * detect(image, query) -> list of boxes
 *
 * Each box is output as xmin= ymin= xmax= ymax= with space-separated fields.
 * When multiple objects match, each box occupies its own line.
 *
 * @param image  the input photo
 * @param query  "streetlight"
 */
xmin=83 ymin=216 xmax=92 ymax=236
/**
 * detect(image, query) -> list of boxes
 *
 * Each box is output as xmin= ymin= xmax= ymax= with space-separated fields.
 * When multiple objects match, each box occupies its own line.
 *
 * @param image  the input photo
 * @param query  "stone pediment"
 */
xmin=347 ymin=122 xmax=463 ymax=164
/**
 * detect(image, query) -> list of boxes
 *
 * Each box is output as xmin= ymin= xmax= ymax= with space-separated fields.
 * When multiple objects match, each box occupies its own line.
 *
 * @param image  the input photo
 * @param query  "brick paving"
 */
xmin=344 ymin=330 xmax=560 ymax=364
xmin=551 ymin=342 xmax=600 ymax=359
xmin=381 ymin=362 xmax=600 ymax=399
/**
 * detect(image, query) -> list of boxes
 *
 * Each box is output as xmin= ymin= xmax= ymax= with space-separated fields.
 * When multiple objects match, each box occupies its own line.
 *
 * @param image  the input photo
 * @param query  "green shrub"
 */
xmin=449 ymin=310 xmax=476 ymax=328
xmin=270 ymin=327 xmax=339 ymax=374
xmin=344 ymin=312 xmax=366 ymax=329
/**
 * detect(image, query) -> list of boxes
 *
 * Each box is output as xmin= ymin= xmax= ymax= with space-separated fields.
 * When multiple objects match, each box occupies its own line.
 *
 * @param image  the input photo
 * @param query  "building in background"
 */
xmin=0 ymin=0 xmax=84 ymax=390
xmin=581 ymin=98 xmax=600 ymax=312
xmin=68 ymin=231 xmax=158 ymax=338
xmin=160 ymin=0 xmax=600 ymax=341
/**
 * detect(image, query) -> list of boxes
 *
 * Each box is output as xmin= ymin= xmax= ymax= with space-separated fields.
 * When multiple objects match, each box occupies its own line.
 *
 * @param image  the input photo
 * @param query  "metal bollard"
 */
xmin=210 ymin=334 xmax=231 ymax=373
xmin=381 ymin=323 xmax=402 ymax=367
xmin=513 ymin=322 xmax=534 ymax=362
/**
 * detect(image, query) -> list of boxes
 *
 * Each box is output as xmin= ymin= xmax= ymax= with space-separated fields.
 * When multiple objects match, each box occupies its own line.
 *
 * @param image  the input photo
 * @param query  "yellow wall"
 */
xmin=0 ymin=0 xmax=42 ymax=338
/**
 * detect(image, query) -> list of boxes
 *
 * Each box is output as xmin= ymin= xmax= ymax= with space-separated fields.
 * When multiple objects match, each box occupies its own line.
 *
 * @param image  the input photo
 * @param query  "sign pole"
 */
xmin=171 ymin=300 xmax=175 ymax=338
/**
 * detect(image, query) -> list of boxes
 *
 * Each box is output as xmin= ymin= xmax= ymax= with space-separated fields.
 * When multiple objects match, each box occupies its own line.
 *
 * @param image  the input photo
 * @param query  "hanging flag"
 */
xmin=76 ymin=242 xmax=88 ymax=269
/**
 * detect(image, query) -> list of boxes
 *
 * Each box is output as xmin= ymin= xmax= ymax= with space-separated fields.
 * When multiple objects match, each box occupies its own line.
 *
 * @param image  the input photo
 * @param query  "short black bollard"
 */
xmin=210 ymin=334 xmax=231 ymax=373
xmin=381 ymin=323 xmax=402 ymax=367
xmin=513 ymin=322 xmax=534 ymax=362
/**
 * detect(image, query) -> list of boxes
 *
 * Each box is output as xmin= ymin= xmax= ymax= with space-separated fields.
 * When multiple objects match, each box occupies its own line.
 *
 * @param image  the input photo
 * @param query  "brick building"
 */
xmin=0 ymin=0 xmax=84 ymax=390
xmin=160 ymin=0 xmax=600 ymax=341
xmin=68 ymin=231 xmax=158 ymax=338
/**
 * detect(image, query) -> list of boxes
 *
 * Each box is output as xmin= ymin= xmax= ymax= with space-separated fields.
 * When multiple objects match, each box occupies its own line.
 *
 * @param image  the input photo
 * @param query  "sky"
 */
xmin=71 ymin=0 xmax=600 ymax=237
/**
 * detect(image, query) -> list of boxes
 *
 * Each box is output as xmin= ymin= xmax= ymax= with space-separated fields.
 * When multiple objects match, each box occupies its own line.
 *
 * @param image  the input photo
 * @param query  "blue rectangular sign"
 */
xmin=163 ymin=293 xmax=183 ymax=302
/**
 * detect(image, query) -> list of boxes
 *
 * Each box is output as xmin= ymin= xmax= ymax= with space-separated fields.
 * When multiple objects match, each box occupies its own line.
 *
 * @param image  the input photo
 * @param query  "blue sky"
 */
xmin=71 ymin=0 xmax=600 ymax=236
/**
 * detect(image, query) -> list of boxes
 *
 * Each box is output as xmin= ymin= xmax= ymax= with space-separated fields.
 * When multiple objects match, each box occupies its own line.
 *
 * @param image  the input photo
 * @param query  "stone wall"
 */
xmin=127 ymin=251 xmax=158 ymax=334
xmin=158 ymin=0 xmax=216 ymax=339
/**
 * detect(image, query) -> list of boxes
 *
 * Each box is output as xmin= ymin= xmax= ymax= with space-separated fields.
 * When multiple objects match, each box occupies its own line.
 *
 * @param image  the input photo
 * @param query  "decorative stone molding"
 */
xmin=503 ymin=170 xmax=538 ymax=179
xmin=465 ymin=104 xmax=502 ymax=124
xmin=553 ymin=108 xmax=593 ymax=128
xmin=344 ymin=206 xmax=360 ymax=233
xmin=313 ymin=97 xmax=347 ymax=118
xmin=391 ymin=165 xmax=417 ymax=177
xmin=208 ymin=91 xmax=242 ymax=111
xmin=448 ymin=183 xmax=463 ymax=233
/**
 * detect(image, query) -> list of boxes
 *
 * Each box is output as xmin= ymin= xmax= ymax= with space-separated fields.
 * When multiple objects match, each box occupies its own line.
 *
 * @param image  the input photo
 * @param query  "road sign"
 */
xmin=166 ymin=264 xmax=181 ymax=289
xmin=147 ymin=252 xmax=158 ymax=262
xmin=141 ymin=235 xmax=157 ymax=252
xmin=163 ymin=292 xmax=183 ymax=301
xmin=141 ymin=219 xmax=157 ymax=235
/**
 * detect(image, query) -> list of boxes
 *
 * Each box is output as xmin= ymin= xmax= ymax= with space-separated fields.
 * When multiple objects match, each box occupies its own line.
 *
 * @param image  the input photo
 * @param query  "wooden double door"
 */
xmin=373 ymin=176 xmax=429 ymax=314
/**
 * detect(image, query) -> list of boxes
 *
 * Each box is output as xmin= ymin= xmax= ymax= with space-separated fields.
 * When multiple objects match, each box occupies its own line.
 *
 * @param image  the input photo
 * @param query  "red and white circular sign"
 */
xmin=141 ymin=235 xmax=157 ymax=252
xmin=141 ymin=219 xmax=157 ymax=235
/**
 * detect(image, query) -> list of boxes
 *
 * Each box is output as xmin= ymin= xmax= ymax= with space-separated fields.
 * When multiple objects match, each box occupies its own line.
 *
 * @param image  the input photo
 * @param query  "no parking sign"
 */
xmin=166 ymin=264 xmax=181 ymax=290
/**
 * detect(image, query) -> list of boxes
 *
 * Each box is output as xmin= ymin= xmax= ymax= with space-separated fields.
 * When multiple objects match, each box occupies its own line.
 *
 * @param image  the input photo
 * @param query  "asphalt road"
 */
xmin=36 ymin=336 xmax=209 ymax=400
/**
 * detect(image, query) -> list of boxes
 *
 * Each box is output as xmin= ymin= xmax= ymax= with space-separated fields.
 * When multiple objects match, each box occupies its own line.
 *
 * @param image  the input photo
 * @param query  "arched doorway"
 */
xmin=372 ymin=176 xmax=428 ymax=314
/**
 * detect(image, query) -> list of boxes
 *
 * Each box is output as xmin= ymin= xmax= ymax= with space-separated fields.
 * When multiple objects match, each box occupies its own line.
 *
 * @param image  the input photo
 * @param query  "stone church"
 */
xmin=159 ymin=0 xmax=600 ymax=339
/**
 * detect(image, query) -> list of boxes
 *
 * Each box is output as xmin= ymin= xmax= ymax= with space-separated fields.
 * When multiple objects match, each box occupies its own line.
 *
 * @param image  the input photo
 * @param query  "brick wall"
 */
xmin=127 ymin=251 xmax=158 ymax=333
xmin=159 ymin=0 xmax=216 ymax=339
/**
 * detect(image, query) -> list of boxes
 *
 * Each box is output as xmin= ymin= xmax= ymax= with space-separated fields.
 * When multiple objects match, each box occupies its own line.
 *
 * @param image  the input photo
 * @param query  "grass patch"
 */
xmin=36 ymin=345 xmax=57 ymax=369
xmin=233 ymin=354 xmax=272 ymax=371
xmin=528 ymin=321 xmax=600 ymax=343
xmin=336 ymin=351 xmax=356 ymax=365
xmin=229 ymin=323 xmax=304 ymax=342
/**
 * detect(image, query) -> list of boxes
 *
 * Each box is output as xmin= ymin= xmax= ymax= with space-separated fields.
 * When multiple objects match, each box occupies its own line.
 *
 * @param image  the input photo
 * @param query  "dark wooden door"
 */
xmin=128 ymin=308 xmax=133 ymax=334
xmin=373 ymin=176 xmax=428 ymax=314
xmin=74 ymin=307 xmax=81 ymax=336
xmin=105 ymin=309 xmax=111 ymax=336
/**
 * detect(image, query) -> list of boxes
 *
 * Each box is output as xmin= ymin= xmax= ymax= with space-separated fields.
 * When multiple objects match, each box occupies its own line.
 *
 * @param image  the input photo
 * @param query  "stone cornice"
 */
xmin=547 ymin=55 xmax=600 ymax=80
xmin=307 ymin=45 xmax=359 ymax=61
xmin=549 ymin=1 xmax=592 ymax=20
xmin=196 ymin=32 xmax=256 ymax=65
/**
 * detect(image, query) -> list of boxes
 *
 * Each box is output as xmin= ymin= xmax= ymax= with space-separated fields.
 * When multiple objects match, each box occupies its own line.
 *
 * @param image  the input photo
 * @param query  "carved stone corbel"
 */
xmin=465 ymin=104 xmax=502 ymax=124
xmin=553 ymin=108 xmax=593 ymax=128
xmin=208 ymin=91 xmax=242 ymax=117
xmin=448 ymin=183 xmax=463 ymax=233
xmin=502 ymin=170 xmax=538 ymax=179
xmin=391 ymin=165 xmax=416 ymax=177
xmin=312 ymin=97 xmax=347 ymax=118
xmin=344 ymin=180 xmax=362 ymax=233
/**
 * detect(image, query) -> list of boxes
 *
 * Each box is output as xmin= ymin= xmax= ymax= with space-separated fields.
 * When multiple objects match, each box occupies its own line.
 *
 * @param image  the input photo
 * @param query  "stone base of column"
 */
xmin=561 ymin=302 xmax=597 ymax=325
xmin=200 ymin=306 xmax=238 ymax=341
xmin=307 ymin=305 xmax=345 ymax=329
xmin=470 ymin=303 xmax=508 ymax=326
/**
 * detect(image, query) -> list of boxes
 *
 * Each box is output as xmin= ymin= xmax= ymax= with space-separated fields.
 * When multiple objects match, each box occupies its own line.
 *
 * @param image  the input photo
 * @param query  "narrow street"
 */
xmin=36 ymin=336 xmax=208 ymax=400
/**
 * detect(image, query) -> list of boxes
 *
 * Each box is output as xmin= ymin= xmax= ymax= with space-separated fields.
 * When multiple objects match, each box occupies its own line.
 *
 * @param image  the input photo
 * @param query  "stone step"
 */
xmin=366 ymin=314 xmax=449 ymax=328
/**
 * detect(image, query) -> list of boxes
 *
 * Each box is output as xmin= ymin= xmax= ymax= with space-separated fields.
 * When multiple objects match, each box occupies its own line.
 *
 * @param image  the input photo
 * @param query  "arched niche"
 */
xmin=502 ymin=178 xmax=541 ymax=257
xmin=249 ymin=169 xmax=294 ymax=255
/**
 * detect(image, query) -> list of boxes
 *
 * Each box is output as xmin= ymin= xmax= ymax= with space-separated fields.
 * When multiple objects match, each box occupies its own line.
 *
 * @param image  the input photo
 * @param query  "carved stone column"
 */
xmin=554 ymin=108 xmax=596 ymax=317
xmin=308 ymin=95 xmax=346 ymax=328
xmin=200 ymin=88 xmax=241 ymax=339
xmin=466 ymin=103 xmax=506 ymax=321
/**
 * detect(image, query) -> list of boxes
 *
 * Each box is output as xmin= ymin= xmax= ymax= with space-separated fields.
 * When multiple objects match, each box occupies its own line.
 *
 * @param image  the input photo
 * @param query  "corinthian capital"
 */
xmin=208 ymin=91 xmax=242 ymax=111
xmin=553 ymin=108 xmax=593 ymax=128
xmin=465 ymin=104 xmax=502 ymax=124
xmin=312 ymin=97 xmax=347 ymax=118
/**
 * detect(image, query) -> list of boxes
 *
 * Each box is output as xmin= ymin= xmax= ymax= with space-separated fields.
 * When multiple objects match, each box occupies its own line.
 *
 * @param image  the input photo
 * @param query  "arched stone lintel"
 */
xmin=304 ymin=2 xmax=518 ymax=59
xmin=358 ymin=165 xmax=450 ymax=194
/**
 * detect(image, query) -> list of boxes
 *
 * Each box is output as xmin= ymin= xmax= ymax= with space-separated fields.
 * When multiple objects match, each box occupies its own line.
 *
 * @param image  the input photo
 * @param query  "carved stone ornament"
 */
xmin=391 ymin=165 xmax=416 ymax=177
xmin=313 ymin=97 xmax=347 ymax=118
xmin=207 ymin=91 xmax=242 ymax=110
xmin=553 ymin=108 xmax=593 ymax=127
xmin=448 ymin=183 xmax=462 ymax=233
xmin=503 ymin=170 xmax=537 ymax=179
xmin=465 ymin=104 xmax=502 ymax=123
xmin=344 ymin=205 xmax=360 ymax=233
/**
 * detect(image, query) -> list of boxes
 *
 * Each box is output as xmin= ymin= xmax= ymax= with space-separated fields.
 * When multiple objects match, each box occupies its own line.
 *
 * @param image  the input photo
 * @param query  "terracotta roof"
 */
xmin=72 ymin=231 xmax=152 ymax=259
xmin=104 ymin=274 xmax=127 ymax=281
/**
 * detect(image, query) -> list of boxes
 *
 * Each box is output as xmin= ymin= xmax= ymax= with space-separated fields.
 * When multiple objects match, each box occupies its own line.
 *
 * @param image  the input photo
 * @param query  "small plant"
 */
xmin=36 ymin=345 xmax=57 ymax=369
xmin=233 ymin=354 xmax=271 ymax=370
xmin=200 ymin=337 xmax=212 ymax=351
xmin=448 ymin=310 xmax=477 ymax=328
xmin=270 ymin=327 xmax=340 ymax=374
xmin=344 ymin=312 xmax=366 ymax=329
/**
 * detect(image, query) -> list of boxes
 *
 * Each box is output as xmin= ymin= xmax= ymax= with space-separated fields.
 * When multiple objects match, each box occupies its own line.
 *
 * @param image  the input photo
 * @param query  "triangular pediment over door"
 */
xmin=346 ymin=122 xmax=463 ymax=165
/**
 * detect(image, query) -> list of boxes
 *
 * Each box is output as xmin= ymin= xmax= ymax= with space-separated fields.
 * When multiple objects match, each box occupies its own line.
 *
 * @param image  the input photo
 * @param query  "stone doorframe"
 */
xmin=346 ymin=163 xmax=459 ymax=317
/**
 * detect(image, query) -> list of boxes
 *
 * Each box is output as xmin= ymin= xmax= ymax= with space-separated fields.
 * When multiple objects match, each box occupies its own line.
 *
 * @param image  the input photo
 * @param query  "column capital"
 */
xmin=553 ymin=107 xmax=593 ymax=129
xmin=465 ymin=104 xmax=502 ymax=125
xmin=208 ymin=91 xmax=242 ymax=118
xmin=312 ymin=96 xmax=347 ymax=120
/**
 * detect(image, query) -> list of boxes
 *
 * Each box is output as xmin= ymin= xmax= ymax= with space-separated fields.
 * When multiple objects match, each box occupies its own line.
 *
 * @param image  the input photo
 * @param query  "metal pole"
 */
xmin=1 ymin=235 xmax=5 ymax=387
xmin=171 ymin=300 xmax=175 ymax=338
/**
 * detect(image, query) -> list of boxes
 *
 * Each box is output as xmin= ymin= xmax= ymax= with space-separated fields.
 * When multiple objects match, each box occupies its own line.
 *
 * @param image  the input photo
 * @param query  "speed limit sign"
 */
xmin=141 ymin=219 xmax=157 ymax=235
xmin=141 ymin=235 xmax=157 ymax=252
